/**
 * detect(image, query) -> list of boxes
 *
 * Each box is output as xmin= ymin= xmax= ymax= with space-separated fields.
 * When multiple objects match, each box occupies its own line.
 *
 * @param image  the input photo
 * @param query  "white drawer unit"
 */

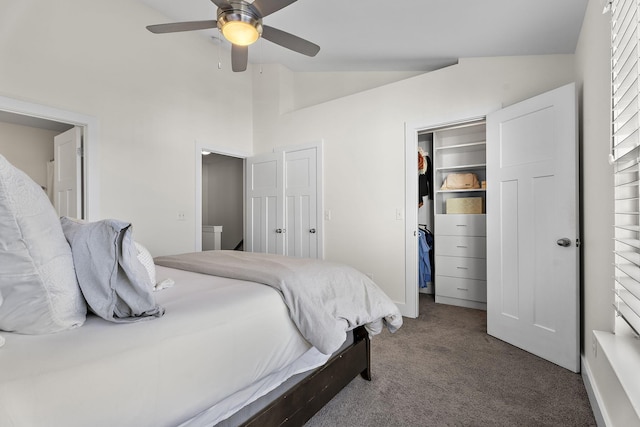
xmin=435 ymin=276 xmax=487 ymax=304
xmin=436 ymin=235 xmax=486 ymax=258
xmin=435 ymin=255 xmax=487 ymax=281
xmin=435 ymin=214 xmax=486 ymax=237
xmin=434 ymin=215 xmax=487 ymax=310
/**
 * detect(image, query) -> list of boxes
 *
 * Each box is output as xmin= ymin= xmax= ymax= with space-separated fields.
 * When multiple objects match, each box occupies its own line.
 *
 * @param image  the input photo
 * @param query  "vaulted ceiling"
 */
xmin=138 ymin=0 xmax=590 ymax=72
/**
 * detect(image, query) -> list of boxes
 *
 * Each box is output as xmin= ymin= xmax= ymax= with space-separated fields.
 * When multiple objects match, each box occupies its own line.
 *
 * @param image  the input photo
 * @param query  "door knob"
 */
xmin=556 ymin=238 xmax=571 ymax=247
xmin=309 ymin=228 xmax=316 ymax=234
xmin=275 ymin=228 xmax=282 ymax=234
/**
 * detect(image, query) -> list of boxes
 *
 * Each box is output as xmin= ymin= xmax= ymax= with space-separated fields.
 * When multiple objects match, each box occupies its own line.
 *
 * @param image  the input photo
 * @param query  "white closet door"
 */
xmin=245 ymin=143 xmax=323 ymax=258
xmin=284 ymin=146 xmax=318 ymax=258
xmin=245 ymin=152 xmax=284 ymax=254
xmin=487 ymin=83 xmax=579 ymax=372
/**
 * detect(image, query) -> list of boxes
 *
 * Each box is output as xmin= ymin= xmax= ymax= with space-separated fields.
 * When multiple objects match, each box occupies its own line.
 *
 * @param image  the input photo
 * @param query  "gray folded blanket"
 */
xmin=154 ymin=250 xmax=402 ymax=355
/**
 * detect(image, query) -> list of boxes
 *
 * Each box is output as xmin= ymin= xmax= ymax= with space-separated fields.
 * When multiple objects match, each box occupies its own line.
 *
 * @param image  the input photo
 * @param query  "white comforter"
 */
xmin=0 ymin=267 xmax=320 ymax=427
xmin=154 ymin=250 xmax=403 ymax=355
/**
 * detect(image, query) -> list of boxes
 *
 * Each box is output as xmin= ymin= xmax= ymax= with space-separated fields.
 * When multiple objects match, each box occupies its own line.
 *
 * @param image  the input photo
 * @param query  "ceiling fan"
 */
xmin=146 ymin=0 xmax=320 ymax=72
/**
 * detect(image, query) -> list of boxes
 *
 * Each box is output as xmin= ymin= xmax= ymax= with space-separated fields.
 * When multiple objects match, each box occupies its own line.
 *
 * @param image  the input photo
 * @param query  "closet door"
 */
xmin=487 ymin=83 xmax=579 ymax=372
xmin=245 ymin=152 xmax=284 ymax=254
xmin=245 ymin=143 xmax=323 ymax=258
xmin=284 ymin=146 xmax=319 ymax=258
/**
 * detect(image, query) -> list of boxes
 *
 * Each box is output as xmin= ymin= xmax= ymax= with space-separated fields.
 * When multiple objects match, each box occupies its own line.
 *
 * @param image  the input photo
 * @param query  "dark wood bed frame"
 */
xmin=239 ymin=325 xmax=371 ymax=427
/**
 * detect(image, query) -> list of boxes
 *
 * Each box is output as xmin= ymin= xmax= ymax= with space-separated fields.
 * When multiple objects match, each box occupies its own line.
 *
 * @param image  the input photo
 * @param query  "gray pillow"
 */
xmin=60 ymin=217 xmax=164 ymax=322
xmin=0 ymin=155 xmax=86 ymax=333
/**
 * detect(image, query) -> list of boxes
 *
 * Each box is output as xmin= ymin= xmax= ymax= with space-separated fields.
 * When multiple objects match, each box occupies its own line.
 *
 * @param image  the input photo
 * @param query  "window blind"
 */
xmin=612 ymin=0 xmax=640 ymax=336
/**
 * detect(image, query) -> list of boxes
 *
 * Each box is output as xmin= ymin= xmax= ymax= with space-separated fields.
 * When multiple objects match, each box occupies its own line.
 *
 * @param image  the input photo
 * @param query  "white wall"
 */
xmin=0 ymin=0 xmax=254 ymax=256
xmin=252 ymin=56 xmax=576 ymax=304
xmin=291 ymin=71 xmax=425 ymax=110
xmin=0 ymin=121 xmax=56 ymax=190
xmin=576 ymin=1 xmax=640 ymax=424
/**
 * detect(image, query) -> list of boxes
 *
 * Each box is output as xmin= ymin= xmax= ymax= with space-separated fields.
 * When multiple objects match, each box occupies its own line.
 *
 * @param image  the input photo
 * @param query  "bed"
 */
xmin=0 ymin=154 xmax=402 ymax=426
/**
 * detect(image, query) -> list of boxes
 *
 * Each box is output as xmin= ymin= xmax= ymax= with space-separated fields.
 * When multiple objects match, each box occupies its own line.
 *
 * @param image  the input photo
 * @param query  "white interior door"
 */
xmin=486 ymin=83 xmax=579 ymax=372
xmin=245 ymin=143 xmax=323 ymax=258
xmin=53 ymin=127 xmax=82 ymax=218
xmin=284 ymin=146 xmax=318 ymax=258
xmin=245 ymin=152 xmax=283 ymax=254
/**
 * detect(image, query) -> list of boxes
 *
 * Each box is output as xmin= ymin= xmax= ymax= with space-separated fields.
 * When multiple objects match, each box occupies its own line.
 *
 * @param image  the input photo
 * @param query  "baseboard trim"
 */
xmin=582 ymin=354 xmax=610 ymax=427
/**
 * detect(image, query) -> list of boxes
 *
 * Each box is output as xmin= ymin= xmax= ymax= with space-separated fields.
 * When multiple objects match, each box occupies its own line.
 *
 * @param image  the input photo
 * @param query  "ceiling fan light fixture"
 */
xmin=217 ymin=4 xmax=263 ymax=46
xmin=221 ymin=21 xmax=260 ymax=46
xmin=147 ymin=0 xmax=320 ymax=72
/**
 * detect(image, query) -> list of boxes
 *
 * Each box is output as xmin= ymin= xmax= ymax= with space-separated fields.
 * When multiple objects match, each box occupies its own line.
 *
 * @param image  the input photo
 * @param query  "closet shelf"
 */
xmin=434 ymin=141 xmax=486 ymax=151
xmin=435 ymin=163 xmax=486 ymax=172
xmin=436 ymin=189 xmax=486 ymax=194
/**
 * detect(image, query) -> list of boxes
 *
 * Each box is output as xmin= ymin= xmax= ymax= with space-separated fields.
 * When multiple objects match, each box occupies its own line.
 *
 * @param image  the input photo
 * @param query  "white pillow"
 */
xmin=134 ymin=241 xmax=156 ymax=287
xmin=0 ymin=155 xmax=86 ymax=333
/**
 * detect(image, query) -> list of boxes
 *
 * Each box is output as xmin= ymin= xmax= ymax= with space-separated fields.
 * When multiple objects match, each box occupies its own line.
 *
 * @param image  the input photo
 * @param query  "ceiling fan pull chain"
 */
xmin=217 ymin=30 xmax=223 ymax=70
xmin=259 ymin=40 xmax=263 ymax=74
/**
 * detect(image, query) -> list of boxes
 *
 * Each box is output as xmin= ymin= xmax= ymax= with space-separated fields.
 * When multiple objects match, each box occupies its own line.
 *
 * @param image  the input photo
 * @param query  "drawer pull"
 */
xmin=456 ymin=287 xmax=469 ymax=291
xmin=456 ymin=245 xmax=468 ymax=248
xmin=456 ymin=224 xmax=467 ymax=227
xmin=456 ymin=266 xmax=468 ymax=270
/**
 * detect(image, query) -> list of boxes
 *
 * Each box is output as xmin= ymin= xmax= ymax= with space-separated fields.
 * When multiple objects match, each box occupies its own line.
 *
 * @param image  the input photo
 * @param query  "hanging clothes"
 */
xmin=418 ymin=149 xmax=433 ymax=207
xmin=418 ymin=150 xmax=427 ymax=174
xmin=418 ymin=228 xmax=433 ymax=288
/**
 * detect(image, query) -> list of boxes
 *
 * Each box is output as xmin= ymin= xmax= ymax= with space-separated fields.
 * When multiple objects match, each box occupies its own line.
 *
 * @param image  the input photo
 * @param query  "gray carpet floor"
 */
xmin=305 ymin=294 xmax=596 ymax=427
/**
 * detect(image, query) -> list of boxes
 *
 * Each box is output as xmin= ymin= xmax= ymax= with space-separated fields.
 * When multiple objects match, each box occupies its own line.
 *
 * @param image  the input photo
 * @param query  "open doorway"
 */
xmin=0 ymin=96 xmax=99 ymax=220
xmin=0 ymin=113 xmax=85 ymax=217
xmin=0 ymin=112 xmax=72 ymax=194
xmin=201 ymin=152 xmax=244 ymax=251
xmin=194 ymin=142 xmax=248 ymax=252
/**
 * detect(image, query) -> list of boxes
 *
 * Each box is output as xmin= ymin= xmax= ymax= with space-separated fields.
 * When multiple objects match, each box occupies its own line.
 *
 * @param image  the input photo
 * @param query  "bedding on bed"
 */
xmin=60 ymin=217 xmax=164 ymax=323
xmin=0 ymin=155 xmax=86 ymax=335
xmin=154 ymin=250 xmax=403 ymax=355
xmin=0 ymin=266 xmax=321 ymax=427
xmin=0 ymin=155 xmax=401 ymax=427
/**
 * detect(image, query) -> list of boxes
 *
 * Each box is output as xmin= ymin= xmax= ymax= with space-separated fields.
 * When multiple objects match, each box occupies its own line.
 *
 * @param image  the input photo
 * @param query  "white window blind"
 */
xmin=612 ymin=0 xmax=640 ymax=336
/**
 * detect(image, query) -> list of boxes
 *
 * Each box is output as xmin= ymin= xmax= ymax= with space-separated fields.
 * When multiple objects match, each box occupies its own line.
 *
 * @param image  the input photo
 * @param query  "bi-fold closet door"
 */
xmin=245 ymin=143 xmax=323 ymax=259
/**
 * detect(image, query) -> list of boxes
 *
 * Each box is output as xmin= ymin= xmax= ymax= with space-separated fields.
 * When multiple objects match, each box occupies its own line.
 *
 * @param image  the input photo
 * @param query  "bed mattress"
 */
xmin=0 ymin=265 xmax=328 ymax=427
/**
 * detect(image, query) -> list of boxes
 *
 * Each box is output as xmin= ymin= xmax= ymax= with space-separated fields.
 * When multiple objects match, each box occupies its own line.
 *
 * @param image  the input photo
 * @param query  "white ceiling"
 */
xmin=138 ymin=0 xmax=590 ymax=72
xmin=0 ymin=111 xmax=74 ymax=133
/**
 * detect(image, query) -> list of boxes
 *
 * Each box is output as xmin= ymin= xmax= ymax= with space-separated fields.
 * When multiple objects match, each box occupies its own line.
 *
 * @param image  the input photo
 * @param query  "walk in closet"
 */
xmin=417 ymin=118 xmax=487 ymax=310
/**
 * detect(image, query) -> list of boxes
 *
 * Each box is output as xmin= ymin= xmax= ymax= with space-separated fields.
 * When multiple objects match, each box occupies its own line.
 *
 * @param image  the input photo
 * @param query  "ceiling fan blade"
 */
xmin=146 ymin=20 xmax=217 ymax=34
xmin=210 ymin=0 xmax=232 ymax=9
xmin=231 ymin=44 xmax=248 ymax=72
xmin=250 ymin=0 xmax=297 ymax=18
xmin=262 ymin=25 xmax=320 ymax=57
